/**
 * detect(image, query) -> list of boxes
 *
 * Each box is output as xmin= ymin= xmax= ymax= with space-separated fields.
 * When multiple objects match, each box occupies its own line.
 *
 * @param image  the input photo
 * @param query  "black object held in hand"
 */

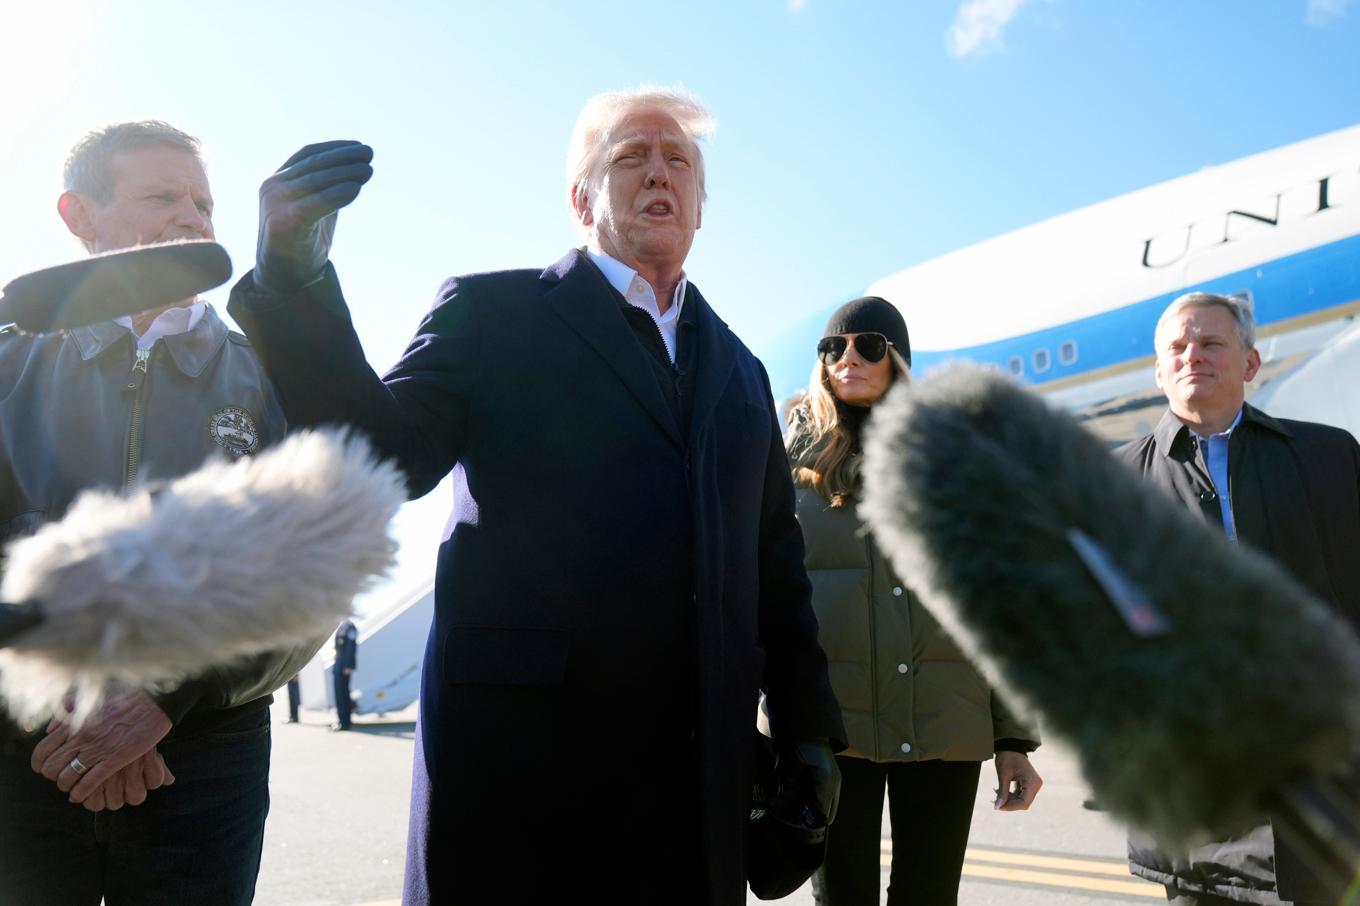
xmin=748 ymin=733 xmax=830 ymax=900
xmin=777 ymin=738 xmax=841 ymax=825
xmin=859 ymin=364 xmax=1360 ymax=891
xmin=0 ymin=241 xmax=231 ymax=333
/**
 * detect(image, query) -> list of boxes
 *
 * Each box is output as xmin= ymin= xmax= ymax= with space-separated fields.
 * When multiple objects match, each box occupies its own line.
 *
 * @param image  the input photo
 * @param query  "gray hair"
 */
xmin=565 ymin=86 xmax=716 ymax=241
xmin=64 ymin=121 xmax=203 ymax=204
xmin=1155 ymin=291 xmax=1257 ymax=351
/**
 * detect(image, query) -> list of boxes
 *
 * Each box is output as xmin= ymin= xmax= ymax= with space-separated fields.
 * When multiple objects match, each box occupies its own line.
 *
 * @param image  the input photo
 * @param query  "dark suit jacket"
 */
xmin=229 ymin=250 xmax=844 ymax=905
xmin=1120 ymin=404 xmax=1360 ymax=904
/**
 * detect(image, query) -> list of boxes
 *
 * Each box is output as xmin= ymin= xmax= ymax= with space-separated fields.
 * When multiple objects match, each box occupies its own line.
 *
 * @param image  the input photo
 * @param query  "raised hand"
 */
xmin=255 ymin=140 xmax=374 ymax=292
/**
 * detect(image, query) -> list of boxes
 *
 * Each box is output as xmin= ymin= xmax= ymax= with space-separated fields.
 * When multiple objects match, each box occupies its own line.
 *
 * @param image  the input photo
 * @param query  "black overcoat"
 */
xmin=228 ymin=250 xmax=844 ymax=905
xmin=1119 ymin=404 xmax=1360 ymax=904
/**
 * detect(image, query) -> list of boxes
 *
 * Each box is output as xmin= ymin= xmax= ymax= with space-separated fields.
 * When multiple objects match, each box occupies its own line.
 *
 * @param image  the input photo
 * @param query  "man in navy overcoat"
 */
xmin=228 ymin=87 xmax=845 ymax=905
xmin=331 ymin=619 xmax=358 ymax=731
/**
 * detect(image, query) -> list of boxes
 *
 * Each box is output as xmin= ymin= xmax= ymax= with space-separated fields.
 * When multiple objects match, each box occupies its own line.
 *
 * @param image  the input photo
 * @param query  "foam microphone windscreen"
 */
xmin=859 ymin=364 xmax=1360 ymax=851
xmin=0 ymin=429 xmax=406 ymax=723
xmin=0 ymin=240 xmax=232 ymax=333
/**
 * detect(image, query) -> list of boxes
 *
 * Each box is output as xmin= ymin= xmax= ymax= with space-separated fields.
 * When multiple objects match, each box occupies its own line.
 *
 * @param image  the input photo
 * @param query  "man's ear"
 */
xmin=57 ymin=191 xmax=97 ymax=249
xmin=1243 ymin=347 xmax=1262 ymax=384
xmin=570 ymin=184 xmax=593 ymax=227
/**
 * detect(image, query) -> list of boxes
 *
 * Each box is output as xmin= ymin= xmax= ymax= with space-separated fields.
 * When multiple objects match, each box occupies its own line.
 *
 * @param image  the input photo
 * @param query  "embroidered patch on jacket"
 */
xmin=208 ymin=407 xmax=260 ymax=456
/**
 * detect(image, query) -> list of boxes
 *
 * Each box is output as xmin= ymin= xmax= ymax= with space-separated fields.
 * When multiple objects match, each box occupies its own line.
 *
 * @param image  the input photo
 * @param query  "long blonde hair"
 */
xmin=786 ymin=347 xmax=911 ymax=507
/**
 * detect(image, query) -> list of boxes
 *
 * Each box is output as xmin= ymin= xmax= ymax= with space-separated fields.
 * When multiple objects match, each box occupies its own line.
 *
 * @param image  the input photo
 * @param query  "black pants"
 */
xmin=813 ymin=756 xmax=981 ymax=906
xmin=286 ymin=677 xmax=301 ymax=722
xmin=333 ymin=667 xmax=352 ymax=728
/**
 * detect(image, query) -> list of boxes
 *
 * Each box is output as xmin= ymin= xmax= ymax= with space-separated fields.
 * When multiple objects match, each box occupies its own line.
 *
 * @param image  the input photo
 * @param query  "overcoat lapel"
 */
xmin=686 ymin=284 xmax=737 ymax=446
xmin=539 ymin=250 xmax=683 ymax=447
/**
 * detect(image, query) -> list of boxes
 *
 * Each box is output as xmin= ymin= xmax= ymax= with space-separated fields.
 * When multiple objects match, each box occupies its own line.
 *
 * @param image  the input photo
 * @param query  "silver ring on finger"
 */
xmin=69 ymin=755 xmax=89 ymax=776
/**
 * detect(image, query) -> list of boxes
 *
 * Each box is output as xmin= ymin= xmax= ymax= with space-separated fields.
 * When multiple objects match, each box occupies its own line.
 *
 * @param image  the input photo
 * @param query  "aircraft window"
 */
xmin=1008 ymin=356 xmax=1023 ymax=376
xmin=1230 ymin=290 xmax=1254 ymax=310
xmin=1033 ymin=348 xmax=1051 ymax=373
xmin=1059 ymin=341 xmax=1078 ymax=365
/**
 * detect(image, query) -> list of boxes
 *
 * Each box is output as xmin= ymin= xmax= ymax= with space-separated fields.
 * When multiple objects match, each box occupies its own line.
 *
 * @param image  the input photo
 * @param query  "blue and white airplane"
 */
xmin=763 ymin=124 xmax=1360 ymax=442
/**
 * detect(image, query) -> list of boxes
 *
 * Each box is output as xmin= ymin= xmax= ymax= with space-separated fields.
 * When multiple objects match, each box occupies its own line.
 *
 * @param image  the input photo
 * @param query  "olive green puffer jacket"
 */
xmin=795 ymin=482 xmax=1038 ymax=763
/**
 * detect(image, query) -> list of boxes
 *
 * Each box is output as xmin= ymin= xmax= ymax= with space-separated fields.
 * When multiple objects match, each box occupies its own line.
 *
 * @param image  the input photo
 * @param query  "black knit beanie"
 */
xmin=822 ymin=296 xmax=911 ymax=367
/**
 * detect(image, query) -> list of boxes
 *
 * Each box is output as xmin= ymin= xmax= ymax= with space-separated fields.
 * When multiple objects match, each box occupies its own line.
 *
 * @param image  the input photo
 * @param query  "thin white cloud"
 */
xmin=946 ymin=0 xmax=1029 ymax=60
xmin=1307 ymin=0 xmax=1350 ymax=26
xmin=788 ymin=0 xmax=808 ymax=13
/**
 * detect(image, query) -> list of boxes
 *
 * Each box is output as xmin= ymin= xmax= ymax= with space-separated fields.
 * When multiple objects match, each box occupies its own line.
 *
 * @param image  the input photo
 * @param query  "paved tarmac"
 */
xmin=255 ymin=698 xmax=1160 ymax=905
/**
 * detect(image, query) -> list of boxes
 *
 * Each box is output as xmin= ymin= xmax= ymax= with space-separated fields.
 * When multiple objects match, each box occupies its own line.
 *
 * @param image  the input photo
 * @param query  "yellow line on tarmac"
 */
xmin=877 ymin=844 xmax=1164 ymax=899
xmin=963 ymin=846 xmax=1133 ymax=876
xmin=958 ymin=863 xmax=1164 ymax=898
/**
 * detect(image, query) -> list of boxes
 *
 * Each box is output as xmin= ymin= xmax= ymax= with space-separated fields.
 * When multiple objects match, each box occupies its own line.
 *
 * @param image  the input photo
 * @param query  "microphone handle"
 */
xmin=0 ymin=601 xmax=43 ymax=646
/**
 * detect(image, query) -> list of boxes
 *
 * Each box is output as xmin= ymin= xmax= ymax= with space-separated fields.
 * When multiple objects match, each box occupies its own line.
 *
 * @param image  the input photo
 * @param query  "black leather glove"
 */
xmin=776 ymin=738 xmax=841 ymax=825
xmin=255 ymin=141 xmax=374 ymax=292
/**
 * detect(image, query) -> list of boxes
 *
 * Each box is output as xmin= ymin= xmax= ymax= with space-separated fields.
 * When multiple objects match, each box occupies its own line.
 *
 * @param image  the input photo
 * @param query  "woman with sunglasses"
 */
xmin=785 ymin=296 xmax=1043 ymax=906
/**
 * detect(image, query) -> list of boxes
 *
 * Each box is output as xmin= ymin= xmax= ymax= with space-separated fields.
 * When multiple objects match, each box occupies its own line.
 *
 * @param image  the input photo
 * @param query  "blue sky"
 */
xmin=3 ymin=0 xmax=1358 ymax=610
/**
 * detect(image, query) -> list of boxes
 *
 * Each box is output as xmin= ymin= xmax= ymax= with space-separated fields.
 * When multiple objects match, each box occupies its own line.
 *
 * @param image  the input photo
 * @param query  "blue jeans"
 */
xmin=0 ymin=707 xmax=272 ymax=906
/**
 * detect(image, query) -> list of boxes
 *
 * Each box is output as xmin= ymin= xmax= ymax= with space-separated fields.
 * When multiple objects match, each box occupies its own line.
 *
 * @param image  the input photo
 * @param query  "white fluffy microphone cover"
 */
xmin=0 ymin=429 xmax=406 ymax=721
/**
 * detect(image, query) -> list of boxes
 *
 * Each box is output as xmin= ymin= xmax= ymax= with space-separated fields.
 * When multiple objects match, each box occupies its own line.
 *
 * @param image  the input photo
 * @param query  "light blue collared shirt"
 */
xmin=1194 ymin=408 xmax=1244 ymax=541
xmin=587 ymin=249 xmax=687 ymax=364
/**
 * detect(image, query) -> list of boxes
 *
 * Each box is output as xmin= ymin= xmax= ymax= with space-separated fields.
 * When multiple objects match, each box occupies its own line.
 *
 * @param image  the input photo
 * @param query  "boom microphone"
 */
xmin=0 ymin=240 xmax=232 ymax=333
xmin=0 ymin=429 xmax=406 ymax=722
xmin=859 ymin=365 xmax=1360 ymax=882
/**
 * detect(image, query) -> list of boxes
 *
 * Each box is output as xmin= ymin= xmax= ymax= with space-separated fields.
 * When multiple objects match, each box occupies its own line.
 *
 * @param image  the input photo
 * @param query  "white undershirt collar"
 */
xmin=114 ymin=300 xmax=207 ymax=351
xmin=587 ymin=249 xmax=687 ymax=364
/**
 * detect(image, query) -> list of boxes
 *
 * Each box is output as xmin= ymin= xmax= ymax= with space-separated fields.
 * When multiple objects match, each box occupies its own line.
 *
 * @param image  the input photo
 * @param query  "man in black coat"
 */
xmin=1119 ymin=291 xmax=1360 ymax=906
xmin=331 ymin=619 xmax=358 ymax=731
xmin=227 ymin=87 xmax=846 ymax=905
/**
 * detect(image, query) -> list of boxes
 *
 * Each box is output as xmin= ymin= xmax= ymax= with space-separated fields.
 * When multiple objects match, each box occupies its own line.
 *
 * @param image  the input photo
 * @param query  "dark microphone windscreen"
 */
xmin=860 ymin=364 xmax=1360 ymax=850
xmin=0 ymin=429 xmax=405 ymax=723
xmin=0 ymin=240 xmax=232 ymax=333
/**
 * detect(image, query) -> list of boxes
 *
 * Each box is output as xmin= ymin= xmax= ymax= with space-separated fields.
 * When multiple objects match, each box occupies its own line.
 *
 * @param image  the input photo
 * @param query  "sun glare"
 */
xmin=0 ymin=2 xmax=95 ymax=155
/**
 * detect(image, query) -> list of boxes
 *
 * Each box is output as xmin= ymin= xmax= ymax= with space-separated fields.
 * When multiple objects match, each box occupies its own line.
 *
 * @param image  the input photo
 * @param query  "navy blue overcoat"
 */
xmin=229 ymin=250 xmax=844 ymax=905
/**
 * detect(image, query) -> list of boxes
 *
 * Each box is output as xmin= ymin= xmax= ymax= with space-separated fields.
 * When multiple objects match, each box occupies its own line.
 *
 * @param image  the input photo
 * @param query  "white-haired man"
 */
xmin=1120 ymin=292 xmax=1360 ymax=906
xmin=228 ymin=87 xmax=846 ymax=904
xmin=0 ymin=121 xmax=314 ymax=906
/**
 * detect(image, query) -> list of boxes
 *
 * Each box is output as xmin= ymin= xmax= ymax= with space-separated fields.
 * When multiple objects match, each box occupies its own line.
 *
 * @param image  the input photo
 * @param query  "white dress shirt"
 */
xmin=587 ymin=249 xmax=687 ymax=364
xmin=115 ymin=300 xmax=207 ymax=351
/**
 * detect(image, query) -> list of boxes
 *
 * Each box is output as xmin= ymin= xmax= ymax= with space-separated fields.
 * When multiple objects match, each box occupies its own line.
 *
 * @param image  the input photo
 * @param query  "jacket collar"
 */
xmin=540 ymin=249 xmax=739 ymax=450
xmin=540 ymin=249 xmax=685 ymax=447
xmin=1151 ymin=401 xmax=1293 ymax=458
xmin=683 ymin=281 xmax=736 ymax=446
xmin=69 ymin=304 xmax=229 ymax=378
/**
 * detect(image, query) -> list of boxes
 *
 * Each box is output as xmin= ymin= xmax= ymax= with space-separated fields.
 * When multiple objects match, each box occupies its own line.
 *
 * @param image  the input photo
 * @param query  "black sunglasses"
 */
xmin=816 ymin=333 xmax=892 ymax=365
